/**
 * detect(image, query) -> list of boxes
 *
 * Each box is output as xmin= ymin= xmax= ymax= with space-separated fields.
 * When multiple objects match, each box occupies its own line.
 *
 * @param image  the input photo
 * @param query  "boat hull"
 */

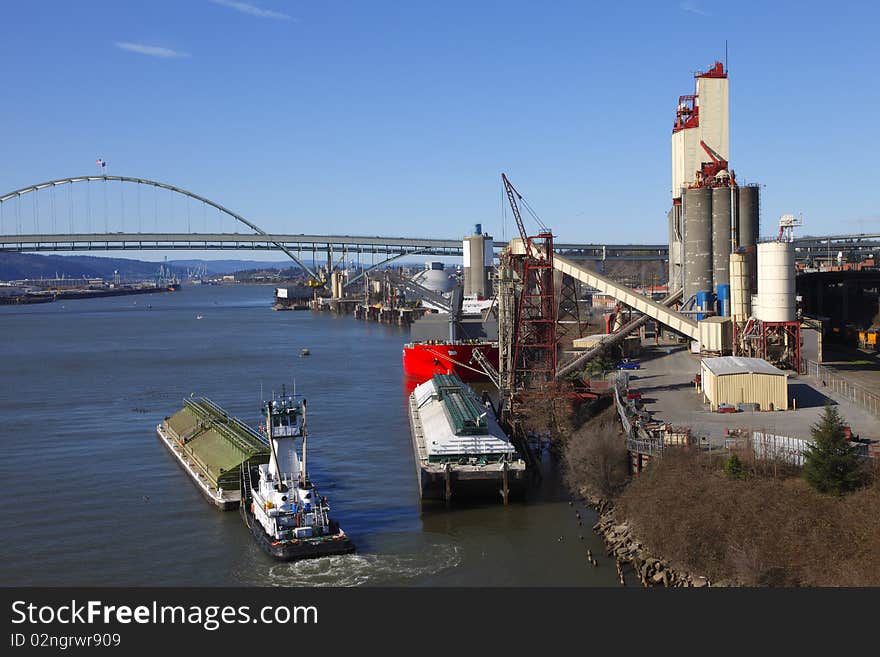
xmin=402 ymin=342 xmax=498 ymax=383
xmin=242 ymin=503 xmax=355 ymax=561
xmin=156 ymin=424 xmax=241 ymax=510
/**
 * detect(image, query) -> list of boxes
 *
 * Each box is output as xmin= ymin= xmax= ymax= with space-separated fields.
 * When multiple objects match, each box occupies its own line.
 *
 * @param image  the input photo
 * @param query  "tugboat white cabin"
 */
xmin=241 ymin=389 xmax=354 ymax=560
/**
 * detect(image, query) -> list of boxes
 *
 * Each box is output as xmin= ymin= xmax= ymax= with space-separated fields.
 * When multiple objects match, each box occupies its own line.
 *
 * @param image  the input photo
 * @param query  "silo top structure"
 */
xmin=671 ymin=62 xmax=730 ymax=201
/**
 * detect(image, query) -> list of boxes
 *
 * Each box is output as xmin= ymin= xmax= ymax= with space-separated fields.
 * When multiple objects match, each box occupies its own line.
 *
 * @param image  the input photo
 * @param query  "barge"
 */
xmin=408 ymin=373 xmax=527 ymax=504
xmin=157 ymin=397 xmax=270 ymax=510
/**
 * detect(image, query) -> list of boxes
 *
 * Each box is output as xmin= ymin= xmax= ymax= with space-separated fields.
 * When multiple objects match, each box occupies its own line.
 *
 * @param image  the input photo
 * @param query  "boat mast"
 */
xmin=300 ymin=399 xmax=308 ymax=486
xmin=265 ymin=399 xmax=283 ymax=492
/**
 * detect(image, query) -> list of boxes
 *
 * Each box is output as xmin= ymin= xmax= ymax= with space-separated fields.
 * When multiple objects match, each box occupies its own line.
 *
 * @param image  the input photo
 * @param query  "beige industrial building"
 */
xmin=700 ymin=356 xmax=789 ymax=411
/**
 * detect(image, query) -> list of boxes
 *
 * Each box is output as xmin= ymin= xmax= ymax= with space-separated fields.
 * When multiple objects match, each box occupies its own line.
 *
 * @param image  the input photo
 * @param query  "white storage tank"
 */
xmin=756 ymin=241 xmax=796 ymax=322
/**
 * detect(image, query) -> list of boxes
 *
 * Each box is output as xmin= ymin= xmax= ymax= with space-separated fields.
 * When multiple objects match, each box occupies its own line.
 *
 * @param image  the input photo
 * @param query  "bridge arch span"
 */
xmin=0 ymin=175 xmax=321 ymax=279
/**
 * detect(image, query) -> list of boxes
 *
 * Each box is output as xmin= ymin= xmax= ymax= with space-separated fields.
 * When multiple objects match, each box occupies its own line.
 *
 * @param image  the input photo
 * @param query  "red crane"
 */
xmin=501 ymin=173 xmax=534 ymax=259
xmin=501 ymin=173 xmax=557 ymax=394
xmin=695 ymin=140 xmax=735 ymax=187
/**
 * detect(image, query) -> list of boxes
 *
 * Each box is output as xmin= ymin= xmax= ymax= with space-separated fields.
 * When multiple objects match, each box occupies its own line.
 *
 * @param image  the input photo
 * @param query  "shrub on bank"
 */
xmin=562 ymin=404 xmax=630 ymax=499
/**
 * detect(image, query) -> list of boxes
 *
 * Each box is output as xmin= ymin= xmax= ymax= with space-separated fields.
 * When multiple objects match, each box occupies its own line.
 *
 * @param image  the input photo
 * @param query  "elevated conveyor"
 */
xmin=556 ymin=289 xmax=682 ymax=379
xmin=553 ymin=255 xmax=698 ymax=340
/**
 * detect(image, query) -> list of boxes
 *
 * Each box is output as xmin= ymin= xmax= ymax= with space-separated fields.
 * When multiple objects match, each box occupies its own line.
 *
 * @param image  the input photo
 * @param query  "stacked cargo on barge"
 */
xmin=157 ymin=397 xmax=270 ymax=510
xmin=408 ymin=373 xmax=526 ymax=504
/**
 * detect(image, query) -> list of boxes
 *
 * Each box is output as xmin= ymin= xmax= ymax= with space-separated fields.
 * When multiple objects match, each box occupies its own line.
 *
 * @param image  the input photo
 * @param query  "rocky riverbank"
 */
xmin=582 ymin=490 xmax=717 ymax=587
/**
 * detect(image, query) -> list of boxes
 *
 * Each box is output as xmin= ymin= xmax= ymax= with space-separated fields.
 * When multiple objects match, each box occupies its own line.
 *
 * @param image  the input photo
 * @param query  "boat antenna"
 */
xmin=300 ymin=399 xmax=308 ymax=486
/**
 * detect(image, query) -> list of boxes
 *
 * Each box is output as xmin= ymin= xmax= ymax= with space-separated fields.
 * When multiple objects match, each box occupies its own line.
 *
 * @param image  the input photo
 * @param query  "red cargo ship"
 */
xmin=402 ymin=341 xmax=499 ymax=383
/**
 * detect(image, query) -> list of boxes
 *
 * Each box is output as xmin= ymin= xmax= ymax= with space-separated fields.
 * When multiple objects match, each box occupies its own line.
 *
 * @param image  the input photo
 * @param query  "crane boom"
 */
xmin=501 ymin=173 xmax=532 ymax=258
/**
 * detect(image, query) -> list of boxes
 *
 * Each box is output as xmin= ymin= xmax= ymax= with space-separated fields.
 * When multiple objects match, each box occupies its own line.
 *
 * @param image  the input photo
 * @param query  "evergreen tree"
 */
xmin=723 ymin=453 xmax=745 ymax=479
xmin=802 ymin=405 xmax=861 ymax=495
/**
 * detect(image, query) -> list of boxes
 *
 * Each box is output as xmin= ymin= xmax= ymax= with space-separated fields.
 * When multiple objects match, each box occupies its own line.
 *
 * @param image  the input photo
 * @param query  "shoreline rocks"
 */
xmin=582 ymin=490 xmax=715 ymax=588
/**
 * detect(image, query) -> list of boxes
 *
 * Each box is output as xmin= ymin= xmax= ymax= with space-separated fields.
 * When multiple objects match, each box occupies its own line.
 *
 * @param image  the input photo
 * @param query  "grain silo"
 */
xmin=667 ymin=208 xmax=682 ymax=291
xmin=711 ymin=187 xmax=732 ymax=289
xmin=683 ymin=187 xmax=713 ymax=302
xmin=737 ymin=185 xmax=760 ymax=292
xmin=729 ymin=252 xmax=751 ymax=322
xmin=463 ymin=224 xmax=493 ymax=298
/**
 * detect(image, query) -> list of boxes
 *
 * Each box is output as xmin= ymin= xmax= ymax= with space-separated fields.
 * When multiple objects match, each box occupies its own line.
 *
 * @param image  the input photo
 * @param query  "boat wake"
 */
xmin=236 ymin=533 xmax=461 ymax=587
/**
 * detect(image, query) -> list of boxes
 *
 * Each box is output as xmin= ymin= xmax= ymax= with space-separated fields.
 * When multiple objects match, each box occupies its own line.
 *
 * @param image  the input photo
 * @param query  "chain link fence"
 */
xmin=802 ymin=359 xmax=880 ymax=419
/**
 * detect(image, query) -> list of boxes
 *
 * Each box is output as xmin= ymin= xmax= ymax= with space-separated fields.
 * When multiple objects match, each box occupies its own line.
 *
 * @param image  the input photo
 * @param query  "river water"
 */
xmin=0 ymin=285 xmax=618 ymax=586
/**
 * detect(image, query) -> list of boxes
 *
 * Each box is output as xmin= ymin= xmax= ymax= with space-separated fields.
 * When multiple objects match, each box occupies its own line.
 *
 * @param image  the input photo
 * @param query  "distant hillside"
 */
xmin=1 ymin=252 xmax=445 ymax=281
xmin=0 ymin=253 xmax=183 ymax=281
xmin=168 ymin=259 xmax=296 ymax=275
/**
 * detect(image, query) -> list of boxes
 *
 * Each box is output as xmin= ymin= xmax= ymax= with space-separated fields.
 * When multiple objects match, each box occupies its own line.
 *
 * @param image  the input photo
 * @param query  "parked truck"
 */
xmin=858 ymin=327 xmax=879 ymax=351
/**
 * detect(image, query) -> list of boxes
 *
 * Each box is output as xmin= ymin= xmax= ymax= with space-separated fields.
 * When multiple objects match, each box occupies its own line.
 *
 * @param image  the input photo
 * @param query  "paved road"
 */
xmin=626 ymin=344 xmax=880 ymax=447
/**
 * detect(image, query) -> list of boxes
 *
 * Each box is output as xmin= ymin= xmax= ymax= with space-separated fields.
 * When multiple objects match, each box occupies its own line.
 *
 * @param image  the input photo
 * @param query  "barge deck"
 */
xmin=156 ymin=397 xmax=270 ymax=510
xmin=408 ymin=374 xmax=527 ymax=504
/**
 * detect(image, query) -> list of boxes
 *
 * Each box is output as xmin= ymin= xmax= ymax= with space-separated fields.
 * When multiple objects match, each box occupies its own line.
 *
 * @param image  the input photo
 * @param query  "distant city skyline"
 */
xmin=1 ymin=1 xmax=878 ymax=261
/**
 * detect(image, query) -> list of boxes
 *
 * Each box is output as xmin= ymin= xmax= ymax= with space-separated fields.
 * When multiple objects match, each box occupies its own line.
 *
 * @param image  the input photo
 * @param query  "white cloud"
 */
xmin=680 ymin=1 xmax=710 ymax=16
xmin=210 ymin=0 xmax=291 ymax=20
xmin=115 ymin=42 xmax=189 ymax=58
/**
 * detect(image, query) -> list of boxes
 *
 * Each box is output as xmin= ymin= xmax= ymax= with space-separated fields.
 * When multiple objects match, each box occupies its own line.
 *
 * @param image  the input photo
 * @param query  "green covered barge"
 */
xmin=157 ymin=397 xmax=270 ymax=510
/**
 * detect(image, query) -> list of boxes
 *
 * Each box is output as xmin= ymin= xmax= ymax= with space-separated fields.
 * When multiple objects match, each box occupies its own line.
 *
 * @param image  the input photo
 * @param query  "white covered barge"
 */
xmin=408 ymin=373 xmax=527 ymax=504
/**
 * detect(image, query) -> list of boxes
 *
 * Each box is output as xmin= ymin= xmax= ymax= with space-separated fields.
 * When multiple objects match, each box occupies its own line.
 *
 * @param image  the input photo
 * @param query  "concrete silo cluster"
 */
xmin=667 ymin=61 xmax=800 ymax=370
xmin=679 ymin=185 xmax=760 ymax=318
xmin=668 ymin=61 xmax=761 ymax=320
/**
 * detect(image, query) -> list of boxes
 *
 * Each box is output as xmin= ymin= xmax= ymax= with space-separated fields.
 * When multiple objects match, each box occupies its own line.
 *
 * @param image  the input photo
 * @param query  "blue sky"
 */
xmin=1 ymin=0 xmax=878 ymax=253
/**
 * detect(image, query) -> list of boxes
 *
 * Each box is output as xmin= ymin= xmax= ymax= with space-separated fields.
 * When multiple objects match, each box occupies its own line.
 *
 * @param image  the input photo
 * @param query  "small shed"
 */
xmin=700 ymin=356 xmax=789 ymax=411
xmin=698 ymin=317 xmax=734 ymax=354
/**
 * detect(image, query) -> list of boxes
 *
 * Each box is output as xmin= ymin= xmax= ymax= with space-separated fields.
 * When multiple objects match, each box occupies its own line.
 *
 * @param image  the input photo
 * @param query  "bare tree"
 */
xmin=564 ymin=409 xmax=630 ymax=498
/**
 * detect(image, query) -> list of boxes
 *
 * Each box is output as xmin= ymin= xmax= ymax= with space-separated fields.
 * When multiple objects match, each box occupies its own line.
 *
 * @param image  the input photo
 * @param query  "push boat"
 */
xmin=240 ymin=389 xmax=354 ymax=561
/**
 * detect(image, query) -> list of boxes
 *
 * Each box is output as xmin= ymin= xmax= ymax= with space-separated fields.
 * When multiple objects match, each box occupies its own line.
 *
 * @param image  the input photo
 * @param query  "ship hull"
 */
xmin=402 ymin=342 xmax=498 ymax=383
xmin=242 ymin=503 xmax=355 ymax=561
